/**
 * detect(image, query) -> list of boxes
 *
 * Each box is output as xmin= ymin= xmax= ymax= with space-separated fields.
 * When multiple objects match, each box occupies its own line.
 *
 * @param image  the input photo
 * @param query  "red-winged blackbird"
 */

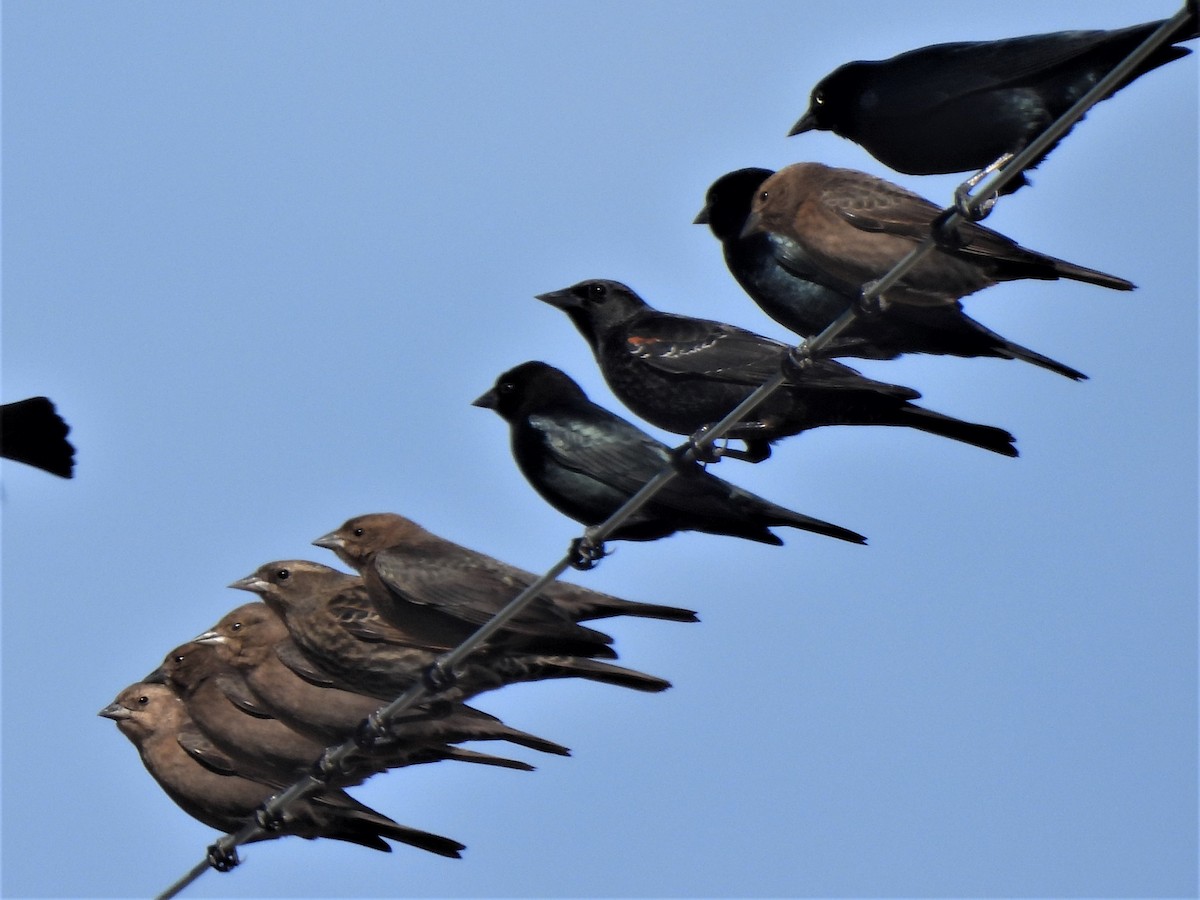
xmin=99 ymin=682 xmax=466 ymax=858
xmin=536 ymin=279 xmax=1019 ymax=462
xmin=696 ymin=167 xmax=1086 ymax=380
xmin=474 ymin=360 xmax=867 ymax=549
xmin=742 ymin=163 xmax=1133 ymax=307
xmin=789 ymin=18 xmax=1197 ymax=190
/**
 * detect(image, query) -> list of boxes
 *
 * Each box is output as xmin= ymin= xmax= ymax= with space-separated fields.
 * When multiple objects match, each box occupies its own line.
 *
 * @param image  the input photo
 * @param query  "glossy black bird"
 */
xmin=229 ymin=560 xmax=674 ymax=700
xmin=789 ymin=18 xmax=1198 ymax=190
xmin=474 ymin=360 xmax=866 ymax=548
xmin=536 ymin=280 xmax=1018 ymax=462
xmin=197 ymin=601 xmax=571 ymax=757
xmin=0 ymin=396 xmax=75 ymax=478
xmin=696 ymin=167 xmax=1086 ymax=380
xmin=743 ymin=163 xmax=1134 ymax=307
xmin=99 ymin=682 xmax=466 ymax=858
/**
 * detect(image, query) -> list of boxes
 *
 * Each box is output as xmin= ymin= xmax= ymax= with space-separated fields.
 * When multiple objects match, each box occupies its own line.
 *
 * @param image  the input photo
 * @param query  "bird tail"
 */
xmin=490 ymin=724 xmax=572 ymax=756
xmin=542 ymin=656 xmax=673 ymax=693
xmin=994 ymin=337 xmax=1087 ymax=381
xmin=436 ymin=746 xmax=536 ymax=771
xmin=900 ymin=405 xmax=1019 ymax=457
xmin=577 ymin=598 xmax=700 ymax=624
xmin=1044 ymin=256 xmax=1135 ymax=292
xmin=317 ymin=793 xmax=466 ymax=857
xmin=0 ymin=397 xmax=75 ymax=478
xmin=771 ymin=509 xmax=868 ymax=545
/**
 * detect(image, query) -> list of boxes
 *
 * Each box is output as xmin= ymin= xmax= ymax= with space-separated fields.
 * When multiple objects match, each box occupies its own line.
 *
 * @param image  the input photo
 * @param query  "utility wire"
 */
xmin=157 ymin=8 xmax=1193 ymax=897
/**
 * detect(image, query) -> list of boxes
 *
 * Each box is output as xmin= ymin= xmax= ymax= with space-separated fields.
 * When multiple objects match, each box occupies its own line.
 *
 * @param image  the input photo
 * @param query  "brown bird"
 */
xmin=229 ymin=560 xmax=673 ymax=701
xmin=742 ymin=161 xmax=1134 ymax=306
xmin=98 ymin=681 xmax=466 ymax=858
xmin=151 ymin=640 xmax=536 ymax=785
xmin=197 ymin=601 xmax=571 ymax=757
xmin=312 ymin=512 xmax=699 ymax=645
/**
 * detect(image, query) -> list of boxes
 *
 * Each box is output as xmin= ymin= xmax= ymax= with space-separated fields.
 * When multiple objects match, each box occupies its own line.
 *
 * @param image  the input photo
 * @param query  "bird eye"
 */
xmin=136 ymin=695 xmax=149 ymax=706
xmin=812 ymin=89 xmax=825 ymax=106
xmin=758 ymin=190 xmax=769 ymax=203
xmin=230 ymin=622 xmax=242 ymax=632
xmin=587 ymin=283 xmax=607 ymax=301
xmin=275 ymin=568 xmax=290 ymax=581
xmin=352 ymin=528 xmax=364 ymax=537
xmin=498 ymin=380 xmax=516 ymax=395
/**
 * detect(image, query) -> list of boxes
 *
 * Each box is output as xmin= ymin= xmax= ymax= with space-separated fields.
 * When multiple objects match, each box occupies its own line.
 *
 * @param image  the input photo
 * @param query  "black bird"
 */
xmin=0 ymin=396 xmax=74 ymax=478
xmin=535 ymin=280 xmax=1018 ymax=462
xmin=742 ymin=163 xmax=1133 ymax=307
xmin=696 ymin=167 xmax=1086 ymax=380
xmin=789 ymin=18 xmax=1198 ymax=190
xmin=99 ymin=682 xmax=466 ymax=858
xmin=473 ymin=360 xmax=866 ymax=548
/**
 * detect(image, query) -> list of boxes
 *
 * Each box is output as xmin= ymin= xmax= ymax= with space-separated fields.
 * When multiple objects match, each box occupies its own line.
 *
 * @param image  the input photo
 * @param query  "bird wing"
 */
xmin=372 ymin=545 xmax=529 ymax=626
xmin=176 ymin=725 xmax=240 ymax=777
xmin=330 ymin=595 xmax=454 ymax=651
xmin=274 ymin=642 xmax=342 ymax=688
xmin=530 ymin=408 xmax=673 ymax=496
xmin=621 ymin=314 xmax=790 ymax=385
xmin=216 ymin=673 xmax=274 ymax=719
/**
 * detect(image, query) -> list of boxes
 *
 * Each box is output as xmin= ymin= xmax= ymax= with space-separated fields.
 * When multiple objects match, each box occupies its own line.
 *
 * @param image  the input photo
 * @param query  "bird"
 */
xmin=788 ymin=18 xmax=1199 ymax=190
xmin=151 ymin=640 xmax=535 ymax=785
xmin=535 ymin=279 xmax=1019 ymax=462
xmin=474 ymin=360 xmax=867 ymax=551
xmin=312 ymin=512 xmax=699 ymax=650
xmin=229 ymin=560 xmax=674 ymax=700
xmin=196 ymin=601 xmax=572 ymax=758
xmin=0 ymin=396 xmax=74 ymax=478
xmin=99 ymin=681 xmax=466 ymax=858
xmin=695 ymin=166 xmax=1087 ymax=380
xmin=741 ymin=162 xmax=1134 ymax=307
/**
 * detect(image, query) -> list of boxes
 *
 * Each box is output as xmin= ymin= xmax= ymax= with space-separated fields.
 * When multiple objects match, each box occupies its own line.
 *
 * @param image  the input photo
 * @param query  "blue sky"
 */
xmin=3 ymin=3 xmax=1196 ymax=897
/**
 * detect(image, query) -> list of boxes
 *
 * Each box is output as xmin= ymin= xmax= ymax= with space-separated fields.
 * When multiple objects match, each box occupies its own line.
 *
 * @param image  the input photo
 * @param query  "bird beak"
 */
xmin=229 ymin=575 xmax=269 ymax=594
xmin=534 ymin=288 xmax=580 ymax=310
xmin=143 ymin=666 xmax=170 ymax=684
xmin=193 ymin=630 xmax=226 ymax=646
xmin=311 ymin=531 xmax=344 ymax=551
xmin=98 ymin=702 xmax=132 ymax=720
xmin=472 ymin=387 xmax=498 ymax=410
xmin=739 ymin=209 xmax=765 ymax=240
xmin=788 ymin=109 xmax=818 ymax=136
xmin=692 ymin=205 xmax=710 ymax=225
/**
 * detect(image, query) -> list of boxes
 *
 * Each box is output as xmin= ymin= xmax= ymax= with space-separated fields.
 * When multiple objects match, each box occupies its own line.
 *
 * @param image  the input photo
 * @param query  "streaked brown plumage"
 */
xmin=742 ymin=161 xmax=1134 ymax=306
xmin=98 ymin=681 xmax=465 ymax=858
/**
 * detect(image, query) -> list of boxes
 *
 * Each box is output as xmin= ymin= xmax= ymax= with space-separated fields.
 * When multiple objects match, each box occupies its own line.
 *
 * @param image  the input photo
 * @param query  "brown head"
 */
xmin=98 ymin=681 xmax=185 ymax=746
xmin=311 ymin=513 xmax=431 ymax=570
xmin=741 ymin=162 xmax=826 ymax=240
xmin=195 ymin=601 xmax=287 ymax=666
xmin=227 ymin=559 xmax=357 ymax=618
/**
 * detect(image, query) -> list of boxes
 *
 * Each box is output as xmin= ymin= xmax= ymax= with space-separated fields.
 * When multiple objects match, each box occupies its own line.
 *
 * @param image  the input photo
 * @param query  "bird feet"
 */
xmin=569 ymin=536 xmax=608 ymax=570
xmin=953 ymin=152 xmax=1013 ymax=221
xmin=206 ymin=842 xmax=241 ymax=873
xmin=423 ymin=661 xmax=459 ymax=693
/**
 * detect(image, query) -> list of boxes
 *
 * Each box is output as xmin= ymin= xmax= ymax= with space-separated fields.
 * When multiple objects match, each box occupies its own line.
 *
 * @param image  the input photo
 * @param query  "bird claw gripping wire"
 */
xmin=423 ymin=661 xmax=459 ymax=693
xmin=952 ymin=152 xmax=1014 ymax=221
xmin=206 ymin=842 xmax=240 ymax=873
xmin=254 ymin=805 xmax=287 ymax=834
xmin=674 ymin=432 xmax=722 ymax=466
xmin=569 ymin=536 xmax=607 ymax=570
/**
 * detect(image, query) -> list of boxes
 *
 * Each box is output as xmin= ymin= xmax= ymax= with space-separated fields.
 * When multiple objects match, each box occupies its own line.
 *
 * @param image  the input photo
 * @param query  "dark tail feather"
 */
xmin=344 ymin=812 xmax=466 ymax=858
xmin=1049 ymin=258 xmax=1135 ymax=291
xmin=578 ymin=598 xmax=700 ymax=624
xmin=773 ymin=510 xmax=867 ymax=545
xmin=902 ymin=405 xmax=1019 ymax=457
xmin=996 ymin=338 xmax=1087 ymax=381
xmin=491 ymin=725 xmax=572 ymax=757
xmin=546 ymin=656 xmax=672 ymax=693
xmin=0 ymin=397 xmax=75 ymax=478
xmin=437 ymin=746 xmax=535 ymax=771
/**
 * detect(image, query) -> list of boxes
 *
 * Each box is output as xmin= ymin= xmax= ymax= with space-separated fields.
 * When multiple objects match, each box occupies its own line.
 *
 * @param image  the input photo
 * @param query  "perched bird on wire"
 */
xmin=312 ymin=512 xmax=699 ymax=645
xmin=536 ymin=280 xmax=1018 ymax=462
xmin=0 ymin=396 xmax=75 ymax=478
xmin=99 ymin=681 xmax=466 ymax=858
xmin=474 ymin=360 xmax=867 ymax=550
xmin=695 ymin=167 xmax=1086 ymax=380
xmin=742 ymin=162 xmax=1134 ymax=307
xmin=229 ymin=560 xmax=674 ymax=699
xmin=788 ymin=17 xmax=1199 ymax=190
xmin=197 ymin=601 xmax=571 ymax=757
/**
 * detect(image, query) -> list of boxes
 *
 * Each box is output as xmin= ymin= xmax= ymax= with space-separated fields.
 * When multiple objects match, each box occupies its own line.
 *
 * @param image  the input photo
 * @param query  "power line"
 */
xmin=156 ymin=7 xmax=1194 ymax=897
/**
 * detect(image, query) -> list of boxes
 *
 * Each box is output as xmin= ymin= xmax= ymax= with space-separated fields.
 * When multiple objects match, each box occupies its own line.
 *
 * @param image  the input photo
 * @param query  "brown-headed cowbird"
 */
xmin=99 ymin=682 xmax=465 ymax=857
xmin=197 ymin=602 xmax=571 ymax=757
xmin=536 ymin=280 xmax=1018 ymax=462
xmin=312 ymin=512 xmax=699 ymax=647
xmin=152 ymin=640 xmax=534 ymax=785
xmin=0 ymin=396 xmax=74 ymax=478
xmin=742 ymin=162 xmax=1134 ymax=307
xmin=229 ymin=561 xmax=673 ymax=699
xmin=696 ymin=167 xmax=1086 ymax=380
xmin=474 ymin=360 xmax=867 ymax=548
xmin=789 ymin=19 xmax=1198 ymax=190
